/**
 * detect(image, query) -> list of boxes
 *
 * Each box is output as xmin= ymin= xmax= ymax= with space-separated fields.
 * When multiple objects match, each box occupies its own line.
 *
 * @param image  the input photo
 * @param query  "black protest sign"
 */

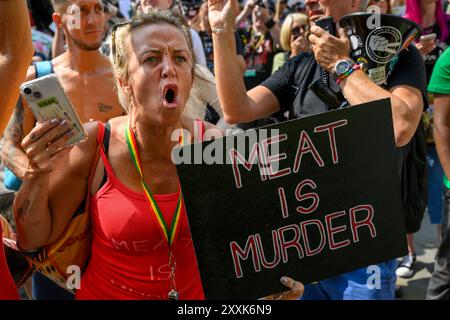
xmin=175 ymin=99 xmax=407 ymax=300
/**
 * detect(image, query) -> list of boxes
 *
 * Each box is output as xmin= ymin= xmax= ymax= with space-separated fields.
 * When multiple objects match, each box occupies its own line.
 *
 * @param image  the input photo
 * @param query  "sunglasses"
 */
xmin=111 ymin=20 xmax=132 ymax=65
xmin=291 ymin=26 xmax=305 ymax=39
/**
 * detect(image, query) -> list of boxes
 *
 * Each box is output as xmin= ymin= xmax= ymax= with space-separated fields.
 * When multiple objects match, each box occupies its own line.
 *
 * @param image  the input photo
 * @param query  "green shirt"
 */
xmin=428 ymin=47 xmax=450 ymax=95
xmin=428 ymin=47 xmax=450 ymax=188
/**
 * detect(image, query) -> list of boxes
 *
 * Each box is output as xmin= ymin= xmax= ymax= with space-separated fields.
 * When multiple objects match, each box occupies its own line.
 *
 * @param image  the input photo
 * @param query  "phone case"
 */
xmin=20 ymin=74 xmax=87 ymax=148
xmin=315 ymin=17 xmax=336 ymax=36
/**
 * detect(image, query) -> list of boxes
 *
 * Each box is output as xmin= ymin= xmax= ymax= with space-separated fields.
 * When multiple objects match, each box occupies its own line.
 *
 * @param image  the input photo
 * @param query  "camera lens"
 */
xmin=23 ymin=87 xmax=32 ymax=95
xmin=33 ymin=91 xmax=42 ymax=99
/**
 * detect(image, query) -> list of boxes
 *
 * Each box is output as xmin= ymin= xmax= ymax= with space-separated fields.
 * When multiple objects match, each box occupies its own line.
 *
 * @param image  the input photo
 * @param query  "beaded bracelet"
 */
xmin=336 ymin=64 xmax=362 ymax=85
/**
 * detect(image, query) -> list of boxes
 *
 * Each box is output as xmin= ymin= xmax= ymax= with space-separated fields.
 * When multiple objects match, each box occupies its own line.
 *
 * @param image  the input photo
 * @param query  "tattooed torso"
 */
xmin=52 ymin=60 xmax=125 ymax=123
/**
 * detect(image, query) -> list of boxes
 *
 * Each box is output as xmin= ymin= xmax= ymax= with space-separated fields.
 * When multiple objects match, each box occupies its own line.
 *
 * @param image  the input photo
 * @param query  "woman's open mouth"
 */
xmin=162 ymin=84 xmax=179 ymax=108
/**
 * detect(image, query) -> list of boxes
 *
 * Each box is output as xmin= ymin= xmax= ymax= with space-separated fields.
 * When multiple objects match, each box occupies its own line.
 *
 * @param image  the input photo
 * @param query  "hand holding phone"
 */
xmin=420 ymin=33 xmax=437 ymax=42
xmin=314 ymin=16 xmax=336 ymax=36
xmin=21 ymin=118 xmax=76 ymax=174
xmin=20 ymin=74 xmax=87 ymax=151
xmin=417 ymin=33 xmax=437 ymax=56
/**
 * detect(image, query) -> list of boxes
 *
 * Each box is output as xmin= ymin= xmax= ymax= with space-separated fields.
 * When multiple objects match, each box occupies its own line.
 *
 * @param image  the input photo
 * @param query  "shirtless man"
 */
xmin=2 ymin=0 xmax=124 ymax=182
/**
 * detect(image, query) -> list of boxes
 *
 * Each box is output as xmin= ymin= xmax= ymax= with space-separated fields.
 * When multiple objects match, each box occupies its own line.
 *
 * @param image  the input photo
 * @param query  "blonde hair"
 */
xmin=110 ymin=9 xmax=195 ymax=113
xmin=279 ymin=13 xmax=309 ymax=52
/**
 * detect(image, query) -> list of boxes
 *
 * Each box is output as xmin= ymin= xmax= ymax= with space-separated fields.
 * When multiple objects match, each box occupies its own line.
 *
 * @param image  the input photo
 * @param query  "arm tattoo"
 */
xmin=2 ymin=98 xmax=25 ymax=169
xmin=98 ymin=103 xmax=114 ymax=112
xmin=4 ymin=98 xmax=24 ymax=149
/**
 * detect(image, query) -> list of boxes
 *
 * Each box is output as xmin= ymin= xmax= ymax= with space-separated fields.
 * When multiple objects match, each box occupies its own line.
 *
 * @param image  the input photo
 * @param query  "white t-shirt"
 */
xmin=190 ymin=28 xmax=207 ymax=67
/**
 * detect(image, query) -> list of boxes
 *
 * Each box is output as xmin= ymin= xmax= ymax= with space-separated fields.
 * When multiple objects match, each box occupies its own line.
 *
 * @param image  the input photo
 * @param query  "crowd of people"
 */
xmin=0 ymin=0 xmax=449 ymax=300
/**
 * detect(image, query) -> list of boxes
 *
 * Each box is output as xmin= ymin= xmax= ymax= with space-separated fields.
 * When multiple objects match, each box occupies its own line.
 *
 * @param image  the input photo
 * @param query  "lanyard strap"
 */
xmin=125 ymin=123 xmax=184 ymax=246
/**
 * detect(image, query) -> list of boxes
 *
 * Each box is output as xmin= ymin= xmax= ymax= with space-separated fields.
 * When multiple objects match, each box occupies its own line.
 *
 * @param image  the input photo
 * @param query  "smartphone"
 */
xmin=314 ymin=16 xmax=336 ymax=36
xmin=420 ymin=33 xmax=437 ymax=42
xmin=20 ymin=74 xmax=87 ymax=148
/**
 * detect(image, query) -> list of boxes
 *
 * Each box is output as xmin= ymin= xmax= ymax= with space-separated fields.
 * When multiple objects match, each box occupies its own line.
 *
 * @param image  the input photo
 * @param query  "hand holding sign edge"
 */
xmin=260 ymin=276 xmax=304 ymax=300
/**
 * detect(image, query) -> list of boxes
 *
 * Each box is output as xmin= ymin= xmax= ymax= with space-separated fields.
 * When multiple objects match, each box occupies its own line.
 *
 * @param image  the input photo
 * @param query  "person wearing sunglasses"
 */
xmin=13 ymin=9 xmax=304 ymax=300
xmin=0 ymin=0 xmax=33 ymax=300
xmin=272 ymin=12 xmax=310 ymax=73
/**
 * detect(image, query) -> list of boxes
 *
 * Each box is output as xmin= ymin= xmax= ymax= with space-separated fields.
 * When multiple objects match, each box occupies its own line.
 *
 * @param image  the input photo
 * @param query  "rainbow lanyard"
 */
xmin=125 ymin=122 xmax=184 ymax=247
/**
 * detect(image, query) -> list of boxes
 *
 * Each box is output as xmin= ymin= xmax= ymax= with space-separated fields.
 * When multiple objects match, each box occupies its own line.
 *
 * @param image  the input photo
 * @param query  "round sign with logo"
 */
xmin=340 ymin=13 xmax=422 ymax=85
xmin=366 ymin=26 xmax=403 ymax=64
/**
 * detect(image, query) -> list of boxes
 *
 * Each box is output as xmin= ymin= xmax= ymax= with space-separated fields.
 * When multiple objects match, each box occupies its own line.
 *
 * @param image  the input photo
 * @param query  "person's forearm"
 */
xmin=14 ymin=171 xmax=53 ymax=250
xmin=434 ymin=124 xmax=450 ymax=181
xmin=274 ymin=0 xmax=281 ymax=22
xmin=0 ymin=0 xmax=32 ymax=56
xmin=1 ymin=144 xmax=29 ymax=179
xmin=2 ymin=99 xmax=30 ymax=178
xmin=0 ymin=0 xmax=33 ymax=134
xmin=213 ymin=31 xmax=252 ymax=123
xmin=340 ymin=70 xmax=422 ymax=146
xmin=433 ymin=97 xmax=450 ymax=181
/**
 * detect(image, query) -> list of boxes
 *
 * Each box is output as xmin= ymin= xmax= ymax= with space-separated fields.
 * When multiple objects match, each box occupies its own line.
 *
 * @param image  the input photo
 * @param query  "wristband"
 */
xmin=336 ymin=64 xmax=362 ymax=85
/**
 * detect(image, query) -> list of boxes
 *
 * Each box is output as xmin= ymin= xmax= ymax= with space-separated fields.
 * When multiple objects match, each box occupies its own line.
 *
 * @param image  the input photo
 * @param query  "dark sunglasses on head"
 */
xmin=111 ymin=21 xmax=132 ymax=64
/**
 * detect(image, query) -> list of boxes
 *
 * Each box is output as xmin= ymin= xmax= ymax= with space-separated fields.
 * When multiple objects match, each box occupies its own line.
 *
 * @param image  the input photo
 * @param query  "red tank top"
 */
xmin=76 ymin=122 xmax=205 ymax=300
xmin=0 ymin=224 xmax=20 ymax=300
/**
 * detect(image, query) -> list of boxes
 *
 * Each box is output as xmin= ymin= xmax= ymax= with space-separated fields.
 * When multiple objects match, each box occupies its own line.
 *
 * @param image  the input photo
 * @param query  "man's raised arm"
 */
xmin=0 ymin=0 xmax=34 ymax=134
xmin=209 ymin=0 xmax=280 ymax=124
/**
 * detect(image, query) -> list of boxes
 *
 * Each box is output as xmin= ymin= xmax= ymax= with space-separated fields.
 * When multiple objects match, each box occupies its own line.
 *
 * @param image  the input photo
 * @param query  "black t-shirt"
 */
xmin=262 ymin=46 xmax=428 ymax=177
xmin=262 ymin=45 xmax=428 ymax=119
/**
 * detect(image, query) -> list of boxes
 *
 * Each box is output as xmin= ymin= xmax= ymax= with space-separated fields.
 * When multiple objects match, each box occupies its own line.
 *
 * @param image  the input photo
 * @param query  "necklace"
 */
xmin=125 ymin=121 xmax=184 ymax=300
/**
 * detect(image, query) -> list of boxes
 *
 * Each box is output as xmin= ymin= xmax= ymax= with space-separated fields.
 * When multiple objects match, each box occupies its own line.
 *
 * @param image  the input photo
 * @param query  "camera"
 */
xmin=33 ymin=91 xmax=43 ymax=99
xmin=22 ymin=85 xmax=42 ymax=101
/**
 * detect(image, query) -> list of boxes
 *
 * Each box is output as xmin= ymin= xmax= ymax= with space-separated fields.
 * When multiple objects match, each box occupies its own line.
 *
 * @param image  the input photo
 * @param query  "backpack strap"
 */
xmin=33 ymin=61 xmax=54 ymax=78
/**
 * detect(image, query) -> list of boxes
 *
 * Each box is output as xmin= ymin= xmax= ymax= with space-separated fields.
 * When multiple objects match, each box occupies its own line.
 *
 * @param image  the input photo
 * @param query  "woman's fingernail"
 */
xmin=66 ymin=130 xmax=74 ymax=137
xmin=50 ymin=118 xmax=59 ymax=125
xmin=61 ymin=120 xmax=68 ymax=127
xmin=281 ymin=277 xmax=289 ymax=285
